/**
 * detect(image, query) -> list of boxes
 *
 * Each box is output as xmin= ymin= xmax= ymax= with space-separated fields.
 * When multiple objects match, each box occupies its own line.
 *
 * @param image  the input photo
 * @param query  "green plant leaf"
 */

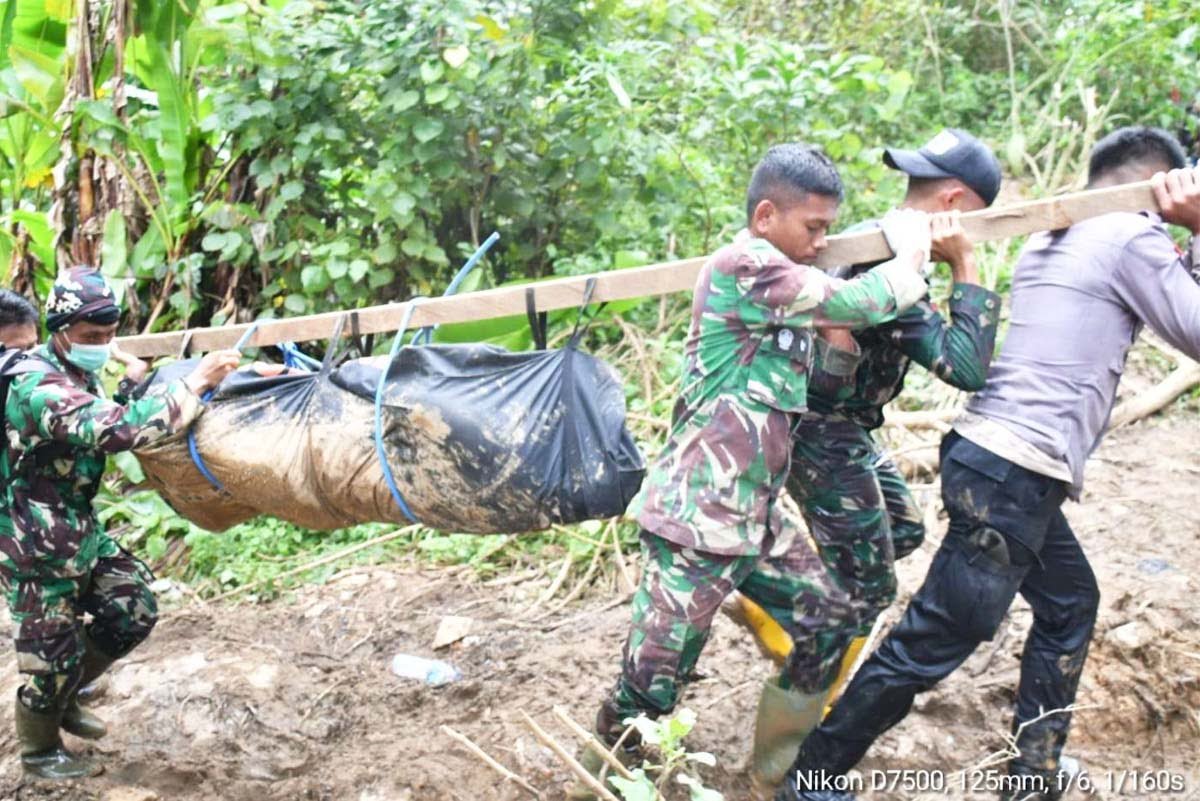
xmin=9 ymin=44 xmax=62 ymax=109
xmin=10 ymin=208 xmax=54 ymax=269
xmin=442 ymin=46 xmax=469 ymax=69
xmin=100 ymin=211 xmax=128 ymax=303
xmin=608 ymin=769 xmax=657 ymax=801
xmin=413 ymin=118 xmax=443 ymax=143
xmin=606 ymin=71 xmax=632 ymax=109
xmin=388 ymin=89 xmax=420 ymax=112
xmin=418 ymin=61 xmax=443 ymax=84
xmin=111 ymin=451 xmax=145 ymax=484
xmin=677 ymin=774 xmax=724 ymax=801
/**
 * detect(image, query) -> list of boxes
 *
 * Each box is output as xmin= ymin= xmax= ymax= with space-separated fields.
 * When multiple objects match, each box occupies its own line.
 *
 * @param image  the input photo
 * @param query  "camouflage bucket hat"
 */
xmin=44 ymin=266 xmax=120 ymax=332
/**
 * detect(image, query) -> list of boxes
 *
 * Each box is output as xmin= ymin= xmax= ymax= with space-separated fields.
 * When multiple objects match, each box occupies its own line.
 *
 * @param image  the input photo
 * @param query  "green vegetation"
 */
xmin=609 ymin=708 xmax=725 ymax=801
xmin=2 ymin=1 xmax=1198 ymax=596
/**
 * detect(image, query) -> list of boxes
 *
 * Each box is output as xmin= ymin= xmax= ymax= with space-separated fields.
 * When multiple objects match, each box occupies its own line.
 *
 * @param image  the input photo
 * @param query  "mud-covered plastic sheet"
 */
xmin=134 ymin=342 xmax=645 ymax=533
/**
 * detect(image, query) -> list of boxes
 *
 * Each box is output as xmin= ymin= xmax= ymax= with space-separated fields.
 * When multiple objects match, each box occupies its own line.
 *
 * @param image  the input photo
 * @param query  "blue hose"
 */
xmin=411 ymin=232 xmax=500 ymax=345
xmin=187 ymin=322 xmax=261 ymax=492
xmin=375 ymin=301 xmax=423 ymax=522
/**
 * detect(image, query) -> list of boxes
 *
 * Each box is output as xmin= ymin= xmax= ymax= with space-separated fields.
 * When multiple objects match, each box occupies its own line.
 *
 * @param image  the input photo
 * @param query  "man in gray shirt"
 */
xmin=775 ymin=127 xmax=1200 ymax=801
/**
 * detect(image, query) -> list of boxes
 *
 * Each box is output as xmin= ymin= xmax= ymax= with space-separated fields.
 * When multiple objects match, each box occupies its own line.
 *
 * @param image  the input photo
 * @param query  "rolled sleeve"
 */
xmin=872 ymin=260 xmax=929 ymax=311
xmin=814 ymin=336 xmax=862 ymax=377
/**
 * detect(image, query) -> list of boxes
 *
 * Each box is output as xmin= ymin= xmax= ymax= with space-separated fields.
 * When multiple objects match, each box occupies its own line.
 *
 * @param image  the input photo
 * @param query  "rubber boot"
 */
xmin=15 ymin=695 xmax=102 ymax=779
xmin=61 ymin=635 xmax=115 ymax=740
xmin=750 ymin=678 xmax=826 ymax=798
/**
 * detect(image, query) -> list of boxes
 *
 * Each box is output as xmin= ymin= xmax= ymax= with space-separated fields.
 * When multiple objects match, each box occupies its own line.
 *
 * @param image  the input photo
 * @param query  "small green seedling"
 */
xmin=607 ymin=708 xmax=725 ymax=801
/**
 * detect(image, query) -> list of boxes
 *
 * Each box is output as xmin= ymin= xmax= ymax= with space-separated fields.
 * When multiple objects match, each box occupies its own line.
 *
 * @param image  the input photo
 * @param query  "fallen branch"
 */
xmin=207 ymin=525 xmax=420 ymax=602
xmin=441 ymin=725 xmax=541 ymax=798
xmin=1110 ymin=361 xmax=1200 ymax=428
xmin=610 ymin=521 xmax=637 ymax=596
xmin=520 ymin=711 xmax=622 ymax=801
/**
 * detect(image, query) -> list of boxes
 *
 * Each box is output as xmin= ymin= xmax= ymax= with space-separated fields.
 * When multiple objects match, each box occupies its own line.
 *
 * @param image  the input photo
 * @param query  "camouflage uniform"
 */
xmin=1 ymin=344 xmax=203 ymax=711
xmin=785 ymin=267 xmax=1000 ymax=679
xmin=601 ymin=234 xmax=927 ymax=735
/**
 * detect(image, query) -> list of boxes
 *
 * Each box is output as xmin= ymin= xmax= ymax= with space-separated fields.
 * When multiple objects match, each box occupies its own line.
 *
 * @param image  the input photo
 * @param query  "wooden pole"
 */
xmin=440 ymin=725 xmax=541 ymax=798
xmin=117 ymin=179 xmax=1160 ymax=358
xmin=519 ymin=711 xmax=623 ymax=801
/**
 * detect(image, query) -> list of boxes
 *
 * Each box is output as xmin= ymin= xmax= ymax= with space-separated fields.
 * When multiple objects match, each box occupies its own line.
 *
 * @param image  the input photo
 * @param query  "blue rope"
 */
xmin=276 ymin=341 xmax=321 ymax=372
xmin=187 ymin=322 xmax=261 ymax=492
xmin=375 ymin=301 xmax=424 ymax=522
xmin=411 ymin=232 xmax=500 ymax=345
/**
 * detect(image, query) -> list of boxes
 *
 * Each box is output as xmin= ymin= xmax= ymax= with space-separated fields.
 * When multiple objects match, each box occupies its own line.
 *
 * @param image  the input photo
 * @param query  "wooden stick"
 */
xmin=1109 ymin=361 xmax=1200 ymax=428
xmin=440 ymin=725 xmax=541 ymax=798
xmin=208 ymin=525 xmax=419 ymax=602
xmin=117 ymin=179 xmax=1162 ymax=357
xmin=519 ymin=711 xmax=622 ymax=801
xmin=551 ymin=706 xmax=636 ymax=782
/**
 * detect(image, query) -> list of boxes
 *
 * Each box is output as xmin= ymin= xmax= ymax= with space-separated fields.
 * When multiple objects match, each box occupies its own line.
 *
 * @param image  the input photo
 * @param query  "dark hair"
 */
xmin=1088 ymin=126 xmax=1187 ymax=184
xmin=746 ymin=143 xmax=843 ymax=222
xmin=0 ymin=289 xmax=37 ymax=329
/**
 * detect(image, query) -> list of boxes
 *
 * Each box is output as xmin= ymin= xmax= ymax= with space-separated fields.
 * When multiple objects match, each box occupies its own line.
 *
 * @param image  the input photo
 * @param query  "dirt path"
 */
xmin=0 ymin=419 xmax=1197 ymax=801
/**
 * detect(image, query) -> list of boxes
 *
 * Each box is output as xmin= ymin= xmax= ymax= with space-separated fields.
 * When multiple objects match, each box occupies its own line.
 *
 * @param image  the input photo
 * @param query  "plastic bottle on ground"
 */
xmin=390 ymin=653 xmax=462 ymax=686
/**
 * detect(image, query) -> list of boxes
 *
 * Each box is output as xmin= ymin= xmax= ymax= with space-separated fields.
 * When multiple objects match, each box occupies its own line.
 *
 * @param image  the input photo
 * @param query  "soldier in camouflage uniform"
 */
xmin=0 ymin=267 xmax=240 ymax=779
xmin=573 ymin=144 xmax=934 ymax=797
xmin=748 ymin=129 xmax=1004 ymax=788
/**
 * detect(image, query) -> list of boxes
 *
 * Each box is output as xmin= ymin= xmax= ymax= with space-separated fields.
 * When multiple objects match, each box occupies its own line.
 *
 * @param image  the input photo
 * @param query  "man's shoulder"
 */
xmin=1069 ymin=210 xmax=1165 ymax=245
xmin=710 ymin=234 xmax=791 ymax=272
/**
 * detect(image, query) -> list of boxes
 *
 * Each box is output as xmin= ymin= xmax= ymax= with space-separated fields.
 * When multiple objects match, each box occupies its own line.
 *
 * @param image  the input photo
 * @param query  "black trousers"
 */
xmin=794 ymin=432 xmax=1100 ymax=785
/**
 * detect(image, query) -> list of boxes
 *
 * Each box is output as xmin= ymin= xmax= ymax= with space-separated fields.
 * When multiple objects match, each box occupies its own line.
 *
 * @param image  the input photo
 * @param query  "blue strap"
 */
xmin=187 ymin=322 xmax=261 ymax=492
xmin=375 ymin=300 xmax=424 ymax=522
xmin=411 ymin=232 xmax=500 ymax=345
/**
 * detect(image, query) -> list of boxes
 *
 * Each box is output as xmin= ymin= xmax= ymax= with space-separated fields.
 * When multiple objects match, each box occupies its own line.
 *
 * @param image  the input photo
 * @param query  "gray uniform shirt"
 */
xmin=962 ymin=211 xmax=1200 ymax=497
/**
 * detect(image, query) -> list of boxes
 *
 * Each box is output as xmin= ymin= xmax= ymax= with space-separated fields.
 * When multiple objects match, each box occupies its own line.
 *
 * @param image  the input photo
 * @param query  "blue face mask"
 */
xmin=62 ymin=339 xmax=111 ymax=373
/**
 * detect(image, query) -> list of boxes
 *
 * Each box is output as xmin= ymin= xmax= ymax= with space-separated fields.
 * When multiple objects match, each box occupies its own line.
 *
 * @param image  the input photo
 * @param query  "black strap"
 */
xmin=568 ymin=277 xmax=607 ymax=348
xmin=525 ymin=288 xmax=548 ymax=351
xmin=320 ymin=314 xmax=349 ymax=374
xmin=178 ymin=331 xmax=194 ymax=359
xmin=348 ymin=311 xmax=365 ymax=357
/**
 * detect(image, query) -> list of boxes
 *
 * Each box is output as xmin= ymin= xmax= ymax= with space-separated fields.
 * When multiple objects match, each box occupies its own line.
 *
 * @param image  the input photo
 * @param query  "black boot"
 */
xmin=15 ymin=694 xmax=102 ymax=779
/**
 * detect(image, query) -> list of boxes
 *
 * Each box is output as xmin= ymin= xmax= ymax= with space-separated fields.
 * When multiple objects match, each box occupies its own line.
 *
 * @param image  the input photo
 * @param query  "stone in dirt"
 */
xmin=433 ymin=615 xmax=475 ymax=649
xmin=1106 ymin=620 xmax=1153 ymax=651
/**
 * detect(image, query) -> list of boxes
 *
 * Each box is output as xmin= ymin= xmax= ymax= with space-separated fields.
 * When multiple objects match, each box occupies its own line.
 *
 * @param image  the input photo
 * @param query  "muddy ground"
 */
xmin=0 ymin=418 xmax=1197 ymax=801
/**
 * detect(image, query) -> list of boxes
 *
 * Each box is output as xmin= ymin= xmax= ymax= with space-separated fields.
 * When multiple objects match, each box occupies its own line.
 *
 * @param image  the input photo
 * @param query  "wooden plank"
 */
xmin=117 ymin=179 xmax=1161 ymax=357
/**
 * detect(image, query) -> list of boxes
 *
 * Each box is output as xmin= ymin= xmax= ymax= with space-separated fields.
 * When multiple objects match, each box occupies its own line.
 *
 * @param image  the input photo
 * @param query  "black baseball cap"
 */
xmin=884 ymin=129 xmax=1002 ymax=206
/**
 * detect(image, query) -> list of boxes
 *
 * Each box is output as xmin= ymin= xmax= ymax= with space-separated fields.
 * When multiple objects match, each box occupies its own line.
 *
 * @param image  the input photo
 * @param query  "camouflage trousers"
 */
xmin=0 ymin=542 xmax=158 ymax=712
xmin=787 ymin=416 xmax=925 ymax=643
xmin=603 ymin=529 xmax=857 ymax=739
